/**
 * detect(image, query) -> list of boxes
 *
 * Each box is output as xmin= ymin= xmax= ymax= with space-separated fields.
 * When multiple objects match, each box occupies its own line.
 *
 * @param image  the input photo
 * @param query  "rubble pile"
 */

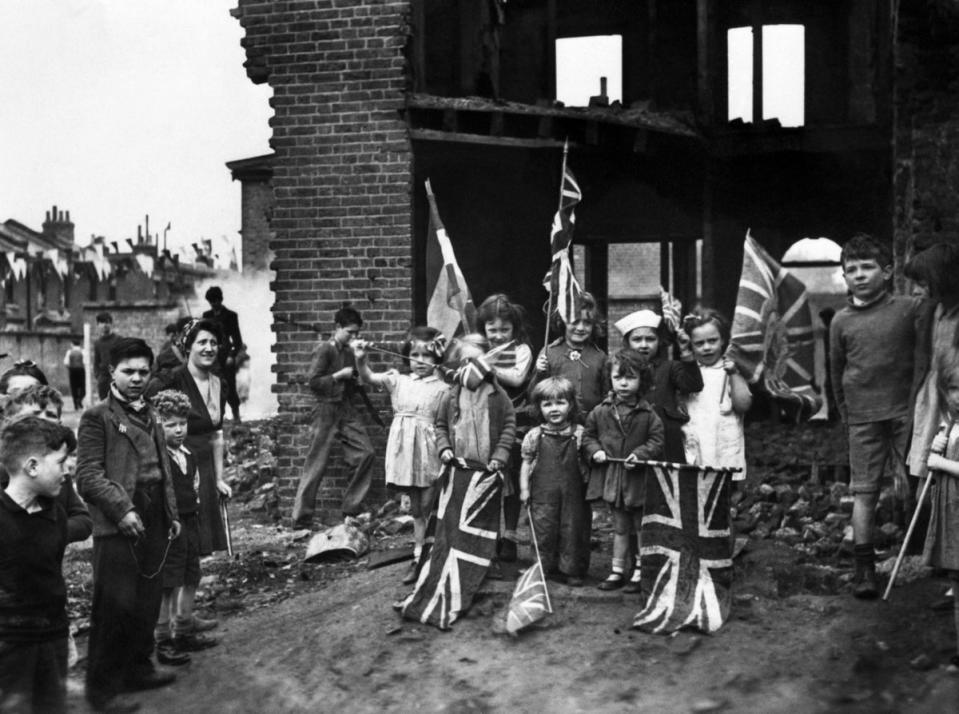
xmin=225 ymin=420 xmax=280 ymax=520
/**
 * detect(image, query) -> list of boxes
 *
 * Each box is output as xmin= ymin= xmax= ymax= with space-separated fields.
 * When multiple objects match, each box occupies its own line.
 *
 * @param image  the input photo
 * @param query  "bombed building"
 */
xmin=232 ymin=0 xmax=959 ymax=519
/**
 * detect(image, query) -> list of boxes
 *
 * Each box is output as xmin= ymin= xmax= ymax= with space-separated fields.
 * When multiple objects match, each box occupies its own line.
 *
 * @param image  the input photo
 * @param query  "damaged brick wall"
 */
xmin=234 ymin=0 xmax=413 ymax=520
xmin=894 ymin=0 xmax=959 ymax=283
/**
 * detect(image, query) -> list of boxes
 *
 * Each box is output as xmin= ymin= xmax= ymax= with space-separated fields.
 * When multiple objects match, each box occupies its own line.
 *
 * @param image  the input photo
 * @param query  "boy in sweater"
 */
xmin=829 ymin=233 xmax=920 ymax=598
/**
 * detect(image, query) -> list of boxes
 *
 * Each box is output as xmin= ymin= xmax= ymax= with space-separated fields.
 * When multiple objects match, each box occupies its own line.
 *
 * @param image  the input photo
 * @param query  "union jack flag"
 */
xmin=633 ymin=462 xmax=734 ymax=635
xmin=660 ymin=286 xmax=683 ymax=334
xmin=727 ymin=231 xmax=821 ymax=416
xmin=400 ymin=462 xmax=502 ymax=630
xmin=425 ymin=179 xmax=476 ymax=342
xmin=506 ymin=559 xmax=552 ymax=635
xmin=543 ymin=165 xmax=584 ymax=325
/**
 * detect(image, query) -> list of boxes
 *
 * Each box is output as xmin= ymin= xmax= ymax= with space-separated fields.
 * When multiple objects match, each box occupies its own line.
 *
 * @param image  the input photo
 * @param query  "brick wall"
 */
xmin=241 ymin=179 xmax=274 ymax=273
xmin=894 ymin=1 xmax=959 ymax=285
xmin=235 ymin=0 xmax=413 ymax=521
xmin=82 ymin=304 xmax=184 ymax=356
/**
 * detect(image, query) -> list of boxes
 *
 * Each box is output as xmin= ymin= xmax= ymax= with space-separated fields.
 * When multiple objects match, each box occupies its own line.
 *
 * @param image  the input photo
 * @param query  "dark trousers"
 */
xmin=86 ymin=484 xmax=168 ymax=708
xmin=292 ymin=401 xmax=374 ymax=523
xmin=68 ymin=367 xmax=85 ymax=410
xmin=0 ymin=638 xmax=68 ymax=713
xmin=214 ymin=359 xmax=241 ymax=421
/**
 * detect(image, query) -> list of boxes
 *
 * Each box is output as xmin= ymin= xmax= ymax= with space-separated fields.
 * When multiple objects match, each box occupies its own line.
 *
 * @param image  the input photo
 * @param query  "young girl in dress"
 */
xmin=477 ymin=294 xmax=534 ymax=563
xmin=583 ymin=349 xmax=664 ymax=592
xmin=354 ymin=326 xmax=449 ymax=584
xmin=922 ymin=359 xmax=959 ymax=667
xmin=614 ymin=309 xmax=702 ymax=462
xmin=682 ymin=309 xmax=751 ymax=480
xmin=519 ymin=377 xmax=587 ymax=586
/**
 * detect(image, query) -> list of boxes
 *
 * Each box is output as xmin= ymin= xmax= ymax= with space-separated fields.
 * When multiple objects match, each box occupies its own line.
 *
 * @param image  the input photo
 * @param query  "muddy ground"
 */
xmin=60 ymin=420 xmax=959 ymax=713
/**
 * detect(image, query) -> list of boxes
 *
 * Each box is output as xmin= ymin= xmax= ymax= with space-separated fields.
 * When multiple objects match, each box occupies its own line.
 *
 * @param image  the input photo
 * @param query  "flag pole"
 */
xmin=543 ymin=138 xmax=570 ymax=354
xmin=526 ymin=504 xmax=553 ymax=613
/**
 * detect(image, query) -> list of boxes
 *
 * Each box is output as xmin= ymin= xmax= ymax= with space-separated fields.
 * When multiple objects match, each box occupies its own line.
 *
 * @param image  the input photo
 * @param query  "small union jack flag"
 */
xmin=633 ymin=461 xmax=735 ymax=635
xmin=544 ymin=164 xmax=584 ymax=326
xmin=506 ymin=559 xmax=552 ymax=635
xmin=660 ymin=286 xmax=683 ymax=334
xmin=727 ymin=231 xmax=821 ymax=415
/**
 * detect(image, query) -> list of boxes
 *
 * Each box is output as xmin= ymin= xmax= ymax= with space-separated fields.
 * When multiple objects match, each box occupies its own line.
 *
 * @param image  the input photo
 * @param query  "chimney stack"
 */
xmin=41 ymin=204 xmax=75 ymax=247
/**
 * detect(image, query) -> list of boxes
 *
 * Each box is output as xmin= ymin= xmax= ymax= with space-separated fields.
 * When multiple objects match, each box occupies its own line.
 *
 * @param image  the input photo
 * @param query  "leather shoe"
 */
xmin=173 ymin=631 xmax=219 ymax=652
xmin=598 ymin=573 xmax=625 ymax=591
xmin=191 ymin=615 xmax=219 ymax=632
xmin=156 ymin=639 xmax=191 ymax=666
xmin=853 ymin=568 xmax=879 ymax=600
xmin=402 ymin=560 xmax=419 ymax=585
xmin=124 ymin=669 xmax=176 ymax=691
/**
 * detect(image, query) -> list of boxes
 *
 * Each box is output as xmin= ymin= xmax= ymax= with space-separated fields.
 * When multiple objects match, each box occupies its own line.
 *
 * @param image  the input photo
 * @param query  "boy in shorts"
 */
xmin=830 ymin=233 xmax=920 ymax=598
xmin=151 ymin=390 xmax=218 ymax=663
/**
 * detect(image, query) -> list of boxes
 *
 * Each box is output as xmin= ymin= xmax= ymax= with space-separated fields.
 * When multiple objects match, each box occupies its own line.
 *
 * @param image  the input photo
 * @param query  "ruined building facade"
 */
xmin=233 ymin=0 xmax=959 ymax=519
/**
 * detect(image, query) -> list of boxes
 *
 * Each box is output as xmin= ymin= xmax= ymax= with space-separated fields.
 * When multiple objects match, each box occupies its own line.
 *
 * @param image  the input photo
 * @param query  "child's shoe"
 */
xmin=598 ymin=572 xmax=625 ymax=591
xmin=402 ymin=560 xmax=419 ymax=585
xmin=172 ymin=631 xmax=219 ymax=652
xmin=623 ymin=568 xmax=642 ymax=594
xmin=155 ymin=639 xmax=191 ymax=666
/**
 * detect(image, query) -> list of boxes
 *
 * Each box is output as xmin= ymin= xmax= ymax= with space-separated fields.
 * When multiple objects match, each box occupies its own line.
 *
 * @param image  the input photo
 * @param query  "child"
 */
xmin=519 ymin=377 xmax=587 ymax=586
xmin=0 ymin=417 xmax=75 ymax=713
xmin=583 ymin=349 xmax=664 ymax=592
xmin=829 ymin=233 xmax=919 ymax=598
xmin=292 ymin=305 xmax=375 ymax=527
xmin=152 ymin=389 xmax=217 ymax=665
xmin=531 ymin=293 xmax=610 ymax=576
xmin=615 ymin=309 xmax=702 ymax=462
xmin=922 ymin=359 xmax=959 ymax=667
xmin=477 ymin=293 xmax=534 ymax=562
xmin=354 ymin=326 xmax=449 ymax=584
xmin=682 ymin=309 xmax=751 ymax=479
xmin=436 ymin=334 xmax=516 ymax=474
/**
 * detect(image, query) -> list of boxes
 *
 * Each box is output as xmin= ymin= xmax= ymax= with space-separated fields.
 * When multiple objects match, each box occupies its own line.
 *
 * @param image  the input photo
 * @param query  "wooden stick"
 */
xmin=883 ymin=417 xmax=955 ymax=601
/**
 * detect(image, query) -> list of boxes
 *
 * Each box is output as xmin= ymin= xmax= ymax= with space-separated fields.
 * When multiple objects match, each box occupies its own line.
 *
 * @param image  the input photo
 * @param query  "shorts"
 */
xmin=847 ymin=417 xmax=910 ymax=495
xmin=162 ymin=513 xmax=201 ymax=588
xmin=0 ymin=637 xmax=68 ymax=713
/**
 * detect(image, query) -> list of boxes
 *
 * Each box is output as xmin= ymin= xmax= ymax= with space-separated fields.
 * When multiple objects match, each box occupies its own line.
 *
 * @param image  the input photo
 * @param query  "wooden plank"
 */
xmin=368 ymin=546 xmax=414 ymax=570
xmin=696 ymin=0 xmax=714 ymax=124
xmin=410 ymin=128 xmax=568 ymax=149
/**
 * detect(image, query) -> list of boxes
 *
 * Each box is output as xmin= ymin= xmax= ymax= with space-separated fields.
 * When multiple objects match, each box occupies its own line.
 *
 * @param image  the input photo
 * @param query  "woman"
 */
xmin=150 ymin=318 xmax=232 ymax=554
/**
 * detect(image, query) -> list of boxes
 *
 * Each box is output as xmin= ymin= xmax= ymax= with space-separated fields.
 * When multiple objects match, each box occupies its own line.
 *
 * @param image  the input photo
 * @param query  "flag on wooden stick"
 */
xmin=660 ymin=286 xmax=683 ymax=334
xmin=425 ymin=179 xmax=476 ymax=341
xmin=543 ymin=163 xmax=584 ymax=326
xmin=727 ymin=231 xmax=822 ymax=416
xmin=506 ymin=506 xmax=553 ymax=635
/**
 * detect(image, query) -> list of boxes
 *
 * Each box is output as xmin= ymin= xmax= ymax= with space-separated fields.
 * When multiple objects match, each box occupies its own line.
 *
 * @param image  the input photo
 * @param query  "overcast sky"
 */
xmin=0 ymin=0 xmax=272 ymax=257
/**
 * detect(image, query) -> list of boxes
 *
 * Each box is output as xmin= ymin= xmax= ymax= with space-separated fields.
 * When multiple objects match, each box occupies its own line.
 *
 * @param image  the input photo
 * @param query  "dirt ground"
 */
xmin=59 ymin=419 xmax=959 ymax=713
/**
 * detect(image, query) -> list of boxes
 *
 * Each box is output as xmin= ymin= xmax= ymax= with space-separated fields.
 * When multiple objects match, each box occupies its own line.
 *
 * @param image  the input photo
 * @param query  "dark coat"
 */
xmin=203 ymin=306 xmax=243 ymax=360
xmin=582 ymin=396 xmax=664 ymax=508
xmin=435 ymin=382 xmax=517 ymax=467
xmin=76 ymin=396 xmax=178 ymax=537
xmin=148 ymin=365 xmax=228 ymax=554
xmin=648 ymin=356 xmax=703 ymax=462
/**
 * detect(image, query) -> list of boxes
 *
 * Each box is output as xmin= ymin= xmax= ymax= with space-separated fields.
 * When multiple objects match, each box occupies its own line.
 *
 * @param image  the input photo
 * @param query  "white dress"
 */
xmin=380 ymin=372 xmax=450 ymax=488
xmin=682 ymin=362 xmax=746 ymax=480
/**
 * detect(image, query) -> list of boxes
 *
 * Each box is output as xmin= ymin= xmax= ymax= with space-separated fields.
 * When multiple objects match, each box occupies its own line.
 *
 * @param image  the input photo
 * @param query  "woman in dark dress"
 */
xmin=151 ymin=318 xmax=232 ymax=554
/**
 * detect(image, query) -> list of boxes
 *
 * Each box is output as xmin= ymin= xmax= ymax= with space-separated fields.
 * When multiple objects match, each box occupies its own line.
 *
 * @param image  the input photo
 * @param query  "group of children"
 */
xmin=344 ymin=291 xmax=750 ymax=592
xmin=0 ymin=338 xmax=221 ymax=712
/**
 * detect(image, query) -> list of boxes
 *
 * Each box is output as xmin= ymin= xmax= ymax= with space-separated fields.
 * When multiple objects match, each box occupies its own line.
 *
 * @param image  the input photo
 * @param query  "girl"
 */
xmin=531 ymin=292 xmax=610 ymax=576
xmin=583 ymin=349 xmax=664 ymax=591
xmin=519 ymin=377 xmax=587 ymax=586
xmin=682 ymin=309 xmax=752 ymax=479
xmin=477 ymin=293 xmax=534 ymax=563
xmin=614 ymin=309 xmax=702 ymax=462
xmin=922 ymin=359 xmax=959 ymax=668
xmin=354 ymin=326 xmax=449 ymax=584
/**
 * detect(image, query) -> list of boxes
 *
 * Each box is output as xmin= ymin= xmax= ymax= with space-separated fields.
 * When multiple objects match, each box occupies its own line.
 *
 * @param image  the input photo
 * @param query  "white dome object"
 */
xmin=782 ymin=237 xmax=842 ymax=265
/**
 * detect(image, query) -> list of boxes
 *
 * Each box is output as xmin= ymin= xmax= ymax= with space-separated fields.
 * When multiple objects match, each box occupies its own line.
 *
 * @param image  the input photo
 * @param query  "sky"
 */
xmin=0 ymin=0 xmax=273 ymax=259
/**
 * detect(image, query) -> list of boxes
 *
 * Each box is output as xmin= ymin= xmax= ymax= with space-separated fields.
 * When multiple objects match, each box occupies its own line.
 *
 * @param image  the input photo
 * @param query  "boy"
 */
xmin=3 ymin=385 xmax=91 ymax=543
xmin=77 ymin=337 xmax=181 ymax=710
xmin=93 ymin=312 xmax=120 ymax=400
xmin=291 ymin=305 xmax=374 ymax=528
xmin=830 ymin=234 xmax=920 ymax=598
xmin=151 ymin=389 xmax=217 ymax=665
xmin=63 ymin=338 xmax=86 ymax=410
xmin=0 ymin=417 xmax=75 ymax=713
xmin=203 ymin=286 xmax=244 ymax=422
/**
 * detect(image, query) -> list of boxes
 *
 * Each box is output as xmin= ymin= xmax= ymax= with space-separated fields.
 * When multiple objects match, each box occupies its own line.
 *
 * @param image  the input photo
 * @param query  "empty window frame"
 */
xmin=555 ymin=35 xmax=623 ymax=107
xmin=727 ymin=24 xmax=805 ymax=127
